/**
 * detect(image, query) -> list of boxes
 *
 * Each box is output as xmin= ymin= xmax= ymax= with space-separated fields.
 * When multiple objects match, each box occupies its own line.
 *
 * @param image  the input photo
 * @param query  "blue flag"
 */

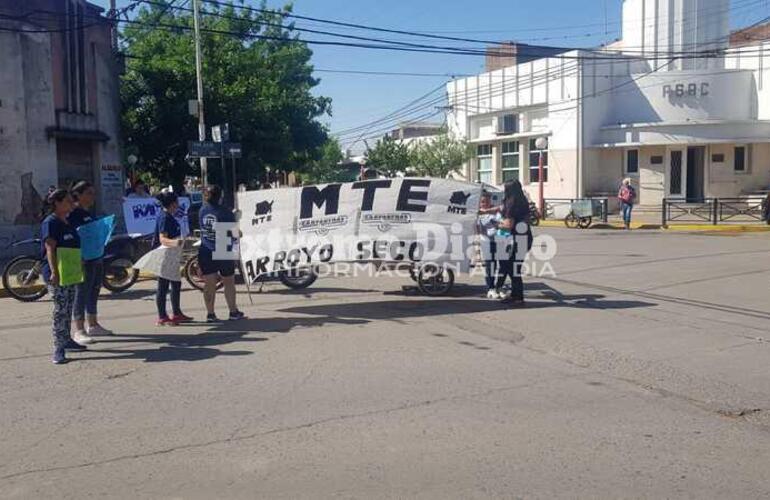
xmin=77 ymin=215 xmax=115 ymax=260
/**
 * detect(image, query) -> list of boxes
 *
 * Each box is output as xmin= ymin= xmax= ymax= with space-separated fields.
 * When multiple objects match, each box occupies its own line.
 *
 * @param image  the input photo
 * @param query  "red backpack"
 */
xmin=619 ymin=185 xmax=636 ymax=204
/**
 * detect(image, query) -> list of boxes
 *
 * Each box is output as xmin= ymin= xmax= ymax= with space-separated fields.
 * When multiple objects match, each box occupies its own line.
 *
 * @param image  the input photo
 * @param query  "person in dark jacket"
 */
xmin=495 ymin=180 xmax=532 ymax=306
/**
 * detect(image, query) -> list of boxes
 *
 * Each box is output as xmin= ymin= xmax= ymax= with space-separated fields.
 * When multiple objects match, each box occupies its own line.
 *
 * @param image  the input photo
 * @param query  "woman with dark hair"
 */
xmin=69 ymin=181 xmax=112 ymax=343
xmin=41 ymin=189 xmax=86 ymax=364
xmin=198 ymin=185 xmax=244 ymax=322
xmin=153 ymin=192 xmax=192 ymax=326
xmin=495 ymin=180 xmax=532 ymax=306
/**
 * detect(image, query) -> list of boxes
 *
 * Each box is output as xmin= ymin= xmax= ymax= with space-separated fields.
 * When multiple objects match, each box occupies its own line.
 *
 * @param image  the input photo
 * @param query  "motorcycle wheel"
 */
xmin=529 ymin=213 xmax=541 ymax=227
xmin=102 ymin=258 xmax=139 ymax=293
xmin=416 ymin=264 xmax=455 ymax=296
xmin=2 ymin=256 xmax=47 ymax=302
xmin=184 ymin=255 xmax=223 ymax=291
xmin=279 ymin=268 xmax=318 ymax=289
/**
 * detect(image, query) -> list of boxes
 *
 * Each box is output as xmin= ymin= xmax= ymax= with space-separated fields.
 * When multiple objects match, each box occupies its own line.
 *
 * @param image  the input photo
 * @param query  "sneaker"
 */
xmin=206 ymin=313 xmax=220 ymax=323
xmin=171 ymin=314 xmax=194 ymax=323
xmin=228 ymin=310 xmax=246 ymax=321
xmin=52 ymin=348 xmax=68 ymax=365
xmin=156 ymin=317 xmax=178 ymax=327
xmin=87 ymin=324 xmax=114 ymax=337
xmin=72 ymin=330 xmax=94 ymax=345
xmin=486 ymin=290 xmax=498 ymax=299
xmin=63 ymin=339 xmax=88 ymax=351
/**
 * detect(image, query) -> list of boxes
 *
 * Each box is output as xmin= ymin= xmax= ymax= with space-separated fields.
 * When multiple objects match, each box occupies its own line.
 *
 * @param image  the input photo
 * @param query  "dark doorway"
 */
xmin=686 ymin=146 xmax=705 ymax=202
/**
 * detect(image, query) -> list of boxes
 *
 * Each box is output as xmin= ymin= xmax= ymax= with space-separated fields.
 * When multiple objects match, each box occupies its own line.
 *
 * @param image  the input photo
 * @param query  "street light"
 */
xmin=535 ymin=137 xmax=548 ymax=216
xmin=127 ymin=154 xmax=138 ymax=187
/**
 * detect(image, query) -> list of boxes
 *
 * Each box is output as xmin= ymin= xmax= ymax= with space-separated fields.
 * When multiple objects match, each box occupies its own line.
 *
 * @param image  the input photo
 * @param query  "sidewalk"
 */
xmin=540 ymin=210 xmax=770 ymax=232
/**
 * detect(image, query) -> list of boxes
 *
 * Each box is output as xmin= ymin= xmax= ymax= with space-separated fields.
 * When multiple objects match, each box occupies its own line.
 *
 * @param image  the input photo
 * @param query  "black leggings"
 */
xmin=156 ymin=278 xmax=182 ymax=318
xmin=496 ymin=259 xmax=524 ymax=301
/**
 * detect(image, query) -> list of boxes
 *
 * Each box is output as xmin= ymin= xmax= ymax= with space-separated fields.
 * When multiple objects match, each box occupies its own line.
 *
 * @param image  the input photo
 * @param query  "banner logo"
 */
xmin=297 ymin=215 xmax=349 ymax=236
xmin=448 ymin=191 xmax=471 ymax=215
xmin=361 ymin=213 xmax=412 ymax=233
xmin=252 ymin=200 xmax=274 ymax=226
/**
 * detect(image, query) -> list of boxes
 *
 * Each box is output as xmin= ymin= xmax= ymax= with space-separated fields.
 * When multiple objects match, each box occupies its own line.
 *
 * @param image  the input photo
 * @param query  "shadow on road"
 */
xmin=277 ymin=283 xmax=656 ymax=321
xmin=84 ymin=345 xmax=254 ymax=363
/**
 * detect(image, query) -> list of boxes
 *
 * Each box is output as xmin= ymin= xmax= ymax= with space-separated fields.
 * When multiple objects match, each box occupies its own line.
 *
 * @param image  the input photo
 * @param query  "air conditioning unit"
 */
xmin=496 ymin=114 xmax=518 ymax=135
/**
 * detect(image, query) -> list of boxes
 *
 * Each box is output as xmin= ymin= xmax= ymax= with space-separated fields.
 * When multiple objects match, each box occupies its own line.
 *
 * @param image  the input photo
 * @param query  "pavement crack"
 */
xmin=0 ymin=377 xmax=568 ymax=482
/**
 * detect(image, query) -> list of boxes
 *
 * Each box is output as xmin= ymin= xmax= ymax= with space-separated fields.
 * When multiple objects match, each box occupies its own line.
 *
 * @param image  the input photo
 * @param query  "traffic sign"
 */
xmin=188 ymin=141 xmax=220 ymax=158
xmin=188 ymin=141 xmax=242 ymax=158
xmin=225 ymin=143 xmax=242 ymax=158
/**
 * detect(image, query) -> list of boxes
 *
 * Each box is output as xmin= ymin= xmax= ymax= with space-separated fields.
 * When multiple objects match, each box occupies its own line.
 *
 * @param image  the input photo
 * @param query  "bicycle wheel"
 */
xmin=577 ymin=217 xmax=592 ymax=229
xmin=2 ymin=256 xmax=47 ymax=302
xmin=416 ymin=264 xmax=455 ymax=296
xmin=564 ymin=213 xmax=578 ymax=229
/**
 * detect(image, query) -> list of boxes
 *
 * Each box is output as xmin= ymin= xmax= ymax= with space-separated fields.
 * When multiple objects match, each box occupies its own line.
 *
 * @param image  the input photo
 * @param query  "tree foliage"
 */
xmin=297 ymin=137 xmax=348 ymax=184
xmin=120 ymin=0 xmax=331 ymax=187
xmin=409 ymin=134 xmax=472 ymax=178
xmin=364 ymin=136 xmax=412 ymax=178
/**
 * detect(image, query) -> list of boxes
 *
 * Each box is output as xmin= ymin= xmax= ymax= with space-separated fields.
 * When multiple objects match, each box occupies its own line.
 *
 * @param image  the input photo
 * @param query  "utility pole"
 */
xmin=192 ymin=0 xmax=208 ymax=187
xmin=109 ymin=0 xmax=118 ymax=51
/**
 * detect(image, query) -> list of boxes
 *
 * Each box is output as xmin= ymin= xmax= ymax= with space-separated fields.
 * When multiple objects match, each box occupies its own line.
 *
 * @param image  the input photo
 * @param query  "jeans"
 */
xmin=496 ymin=259 xmax=524 ymax=302
xmin=73 ymin=259 xmax=103 ymax=321
xmin=156 ymin=278 xmax=182 ymax=318
xmin=48 ymin=285 xmax=75 ymax=349
xmin=483 ymin=240 xmax=497 ymax=290
xmin=621 ymin=202 xmax=634 ymax=224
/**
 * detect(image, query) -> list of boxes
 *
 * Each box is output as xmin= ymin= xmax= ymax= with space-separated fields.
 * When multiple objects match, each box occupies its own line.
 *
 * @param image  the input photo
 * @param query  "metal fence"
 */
xmin=661 ymin=198 xmax=768 ymax=226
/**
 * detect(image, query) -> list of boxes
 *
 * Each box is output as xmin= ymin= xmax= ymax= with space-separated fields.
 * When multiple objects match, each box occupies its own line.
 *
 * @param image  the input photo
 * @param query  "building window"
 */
xmin=734 ymin=146 xmax=747 ymax=173
xmin=528 ymin=138 xmax=549 ymax=183
xmin=476 ymin=144 xmax=493 ymax=184
xmin=501 ymin=141 xmax=520 ymax=182
xmin=626 ymin=149 xmax=639 ymax=174
xmin=497 ymin=114 xmax=518 ymax=135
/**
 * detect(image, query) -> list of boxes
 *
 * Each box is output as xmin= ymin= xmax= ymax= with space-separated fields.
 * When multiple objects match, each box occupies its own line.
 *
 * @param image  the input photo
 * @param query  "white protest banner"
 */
xmin=123 ymin=197 xmax=190 ymax=237
xmin=236 ymin=178 xmax=482 ymax=282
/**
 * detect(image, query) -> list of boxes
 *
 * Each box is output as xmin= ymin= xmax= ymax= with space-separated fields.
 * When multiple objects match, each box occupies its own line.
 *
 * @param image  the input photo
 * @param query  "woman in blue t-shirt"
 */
xmin=69 ymin=181 xmax=113 ymax=344
xmin=41 ymin=189 xmax=85 ymax=364
xmin=154 ymin=192 xmax=192 ymax=326
xmin=198 ymin=185 xmax=244 ymax=323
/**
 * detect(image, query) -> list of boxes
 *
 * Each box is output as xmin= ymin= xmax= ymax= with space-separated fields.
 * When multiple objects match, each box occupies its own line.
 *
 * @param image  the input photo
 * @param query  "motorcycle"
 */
xmin=1 ymin=234 xmax=150 ymax=302
xmin=183 ymin=251 xmax=317 ymax=292
xmin=529 ymin=201 xmax=541 ymax=226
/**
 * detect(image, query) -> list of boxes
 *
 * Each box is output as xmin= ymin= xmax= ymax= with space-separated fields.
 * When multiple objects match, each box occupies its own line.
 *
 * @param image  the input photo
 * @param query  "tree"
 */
xmin=364 ymin=136 xmax=412 ymax=178
xmin=409 ymin=134 xmax=473 ymax=178
xmin=298 ymin=137 xmax=347 ymax=184
xmin=120 ymin=0 xmax=331 ymax=188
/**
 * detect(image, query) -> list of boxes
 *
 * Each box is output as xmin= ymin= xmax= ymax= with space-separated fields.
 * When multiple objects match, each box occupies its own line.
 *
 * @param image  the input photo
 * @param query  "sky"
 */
xmin=95 ymin=0 xmax=768 ymax=152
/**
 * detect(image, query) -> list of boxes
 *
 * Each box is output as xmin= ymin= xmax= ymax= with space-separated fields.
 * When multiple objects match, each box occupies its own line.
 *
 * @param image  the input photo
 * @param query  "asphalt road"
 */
xmin=2 ymin=228 xmax=770 ymax=499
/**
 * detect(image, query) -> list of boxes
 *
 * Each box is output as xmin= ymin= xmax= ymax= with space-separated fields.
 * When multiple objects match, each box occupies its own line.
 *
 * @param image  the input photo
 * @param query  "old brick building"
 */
xmin=0 ymin=0 xmax=122 ymax=252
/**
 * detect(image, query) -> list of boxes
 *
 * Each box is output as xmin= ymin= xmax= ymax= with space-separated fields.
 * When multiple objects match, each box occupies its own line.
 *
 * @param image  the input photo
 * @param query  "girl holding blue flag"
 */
xmin=41 ymin=189 xmax=85 ymax=364
xmin=69 ymin=181 xmax=113 ymax=344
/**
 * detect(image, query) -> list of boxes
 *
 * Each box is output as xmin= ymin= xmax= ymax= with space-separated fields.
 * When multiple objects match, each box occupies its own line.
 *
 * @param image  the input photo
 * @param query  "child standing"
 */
xmin=153 ymin=192 xmax=193 ymax=325
xmin=42 ymin=189 xmax=86 ymax=364
xmin=477 ymin=193 xmax=501 ymax=299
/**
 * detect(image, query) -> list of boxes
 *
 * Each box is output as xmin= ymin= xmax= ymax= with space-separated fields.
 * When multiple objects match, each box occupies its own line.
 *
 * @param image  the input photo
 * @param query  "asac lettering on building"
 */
xmin=663 ymin=83 xmax=710 ymax=99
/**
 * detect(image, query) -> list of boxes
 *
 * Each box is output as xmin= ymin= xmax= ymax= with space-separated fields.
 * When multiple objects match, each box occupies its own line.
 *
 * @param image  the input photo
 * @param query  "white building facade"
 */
xmin=448 ymin=0 xmax=770 ymax=206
